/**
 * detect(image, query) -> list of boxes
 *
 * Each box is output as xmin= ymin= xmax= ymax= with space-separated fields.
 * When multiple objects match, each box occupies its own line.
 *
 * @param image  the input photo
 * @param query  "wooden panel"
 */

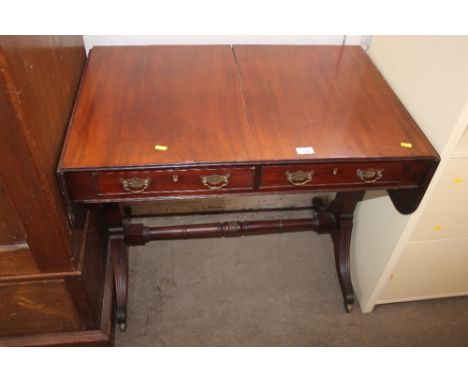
xmin=60 ymin=45 xmax=256 ymax=169
xmin=0 ymin=249 xmax=114 ymax=346
xmin=0 ymin=248 xmax=39 ymax=276
xmin=0 ymin=279 xmax=82 ymax=336
xmin=410 ymin=158 xmax=468 ymax=242
xmin=0 ymin=36 xmax=85 ymax=202
xmin=0 ymin=212 xmax=110 ymax=341
xmin=0 ymin=36 xmax=86 ymax=271
xmin=234 ymin=45 xmax=438 ymax=162
xmin=66 ymin=211 xmax=107 ymax=329
xmin=0 ymin=180 xmax=26 ymax=245
xmin=379 ymin=238 xmax=468 ymax=302
xmin=260 ymin=161 xmax=408 ymax=189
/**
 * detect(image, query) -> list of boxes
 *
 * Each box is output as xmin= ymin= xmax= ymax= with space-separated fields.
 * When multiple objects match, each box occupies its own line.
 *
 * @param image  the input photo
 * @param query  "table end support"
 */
xmin=103 ymin=204 xmax=128 ymax=332
xmin=109 ymin=235 xmax=128 ymax=332
xmin=313 ymin=191 xmax=364 ymax=313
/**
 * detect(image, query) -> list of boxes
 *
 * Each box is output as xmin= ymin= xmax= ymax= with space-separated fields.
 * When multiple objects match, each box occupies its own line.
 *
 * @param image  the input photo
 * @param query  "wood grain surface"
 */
xmin=234 ymin=45 xmax=438 ymax=161
xmin=0 ymin=36 xmax=86 ymax=271
xmin=60 ymin=45 xmax=438 ymax=171
xmin=0 ymin=280 xmax=82 ymax=336
xmin=0 ymin=179 xmax=26 ymax=246
xmin=61 ymin=45 xmax=255 ymax=169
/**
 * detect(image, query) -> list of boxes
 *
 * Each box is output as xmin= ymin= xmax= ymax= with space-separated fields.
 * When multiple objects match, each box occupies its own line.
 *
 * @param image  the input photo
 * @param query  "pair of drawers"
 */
xmin=65 ymin=161 xmax=411 ymax=202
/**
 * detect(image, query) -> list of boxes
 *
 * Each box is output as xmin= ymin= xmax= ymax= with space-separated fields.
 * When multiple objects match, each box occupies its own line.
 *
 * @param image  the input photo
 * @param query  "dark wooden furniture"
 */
xmin=58 ymin=45 xmax=439 ymax=331
xmin=0 ymin=36 xmax=113 ymax=346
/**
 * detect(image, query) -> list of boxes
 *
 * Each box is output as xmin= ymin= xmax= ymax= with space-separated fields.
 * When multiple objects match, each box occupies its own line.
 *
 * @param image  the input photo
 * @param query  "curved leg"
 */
xmin=331 ymin=219 xmax=355 ymax=312
xmin=330 ymin=192 xmax=364 ymax=312
xmin=314 ymin=192 xmax=364 ymax=313
xmin=109 ymin=235 xmax=128 ymax=331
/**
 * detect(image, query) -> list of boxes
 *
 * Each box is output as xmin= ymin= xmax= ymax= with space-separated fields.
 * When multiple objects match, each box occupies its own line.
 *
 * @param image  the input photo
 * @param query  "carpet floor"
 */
xmin=115 ymin=210 xmax=468 ymax=346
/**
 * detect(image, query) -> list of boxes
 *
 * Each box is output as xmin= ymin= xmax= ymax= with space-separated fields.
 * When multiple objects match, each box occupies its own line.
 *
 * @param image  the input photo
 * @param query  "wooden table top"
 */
xmin=60 ymin=45 xmax=438 ymax=171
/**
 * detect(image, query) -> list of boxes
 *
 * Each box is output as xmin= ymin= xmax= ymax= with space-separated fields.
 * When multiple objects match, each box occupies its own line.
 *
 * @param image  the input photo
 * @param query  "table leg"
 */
xmin=109 ymin=235 xmax=128 ymax=332
xmin=103 ymin=204 xmax=128 ymax=332
xmin=325 ymin=191 xmax=364 ymax=312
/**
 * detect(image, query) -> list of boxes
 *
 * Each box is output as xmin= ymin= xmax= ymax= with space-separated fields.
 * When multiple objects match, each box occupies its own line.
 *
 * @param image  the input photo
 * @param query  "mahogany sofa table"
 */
xmin=58 ymin=45 xmax=439 ymax=331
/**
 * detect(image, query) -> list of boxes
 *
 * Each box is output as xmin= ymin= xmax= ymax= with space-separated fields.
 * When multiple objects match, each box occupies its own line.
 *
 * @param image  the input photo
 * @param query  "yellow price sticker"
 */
xmin=400 ymin=142 xmax=413 ymax=148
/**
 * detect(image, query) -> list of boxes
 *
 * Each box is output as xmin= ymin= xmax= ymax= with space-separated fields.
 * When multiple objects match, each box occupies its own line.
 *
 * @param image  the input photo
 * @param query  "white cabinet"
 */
xmin=410 ymin=158 xmax=468 ymax=242
xmin=380 ymin=238 xmax=468 ymax=302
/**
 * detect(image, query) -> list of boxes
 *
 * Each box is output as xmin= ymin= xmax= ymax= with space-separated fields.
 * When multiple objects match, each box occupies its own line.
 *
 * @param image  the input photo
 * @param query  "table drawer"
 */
xmin=260 ymin=162 xmax=408 ymax=189
xmin=95 ymin=167 xmax=255 ymax=196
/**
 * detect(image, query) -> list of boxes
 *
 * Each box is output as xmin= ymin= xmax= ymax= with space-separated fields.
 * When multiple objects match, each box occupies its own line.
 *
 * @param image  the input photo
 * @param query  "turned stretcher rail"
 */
xmin=124 ymin=214 xmax=336 ymax=246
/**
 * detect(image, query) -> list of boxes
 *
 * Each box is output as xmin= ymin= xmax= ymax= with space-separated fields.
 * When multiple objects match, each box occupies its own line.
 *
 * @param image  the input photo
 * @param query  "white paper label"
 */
xmin=296 ymin=147 xmax=315 ymax=155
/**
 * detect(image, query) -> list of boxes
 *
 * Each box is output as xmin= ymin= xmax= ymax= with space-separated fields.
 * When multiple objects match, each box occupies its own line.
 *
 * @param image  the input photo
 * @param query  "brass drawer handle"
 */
xmin=120 ymin=177 xmax=151 ymax=193
xmin=356 ymin=169 xmax=384 ymax=183
xmin=201 ymin=173 xmax=230 ymax=190
xmin=285 ymin=170 xmax=314 ymax=186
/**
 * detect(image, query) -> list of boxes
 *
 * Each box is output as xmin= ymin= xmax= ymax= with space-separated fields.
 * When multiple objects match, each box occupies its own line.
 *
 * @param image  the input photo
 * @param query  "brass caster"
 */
xmin=345 ymin=304 xmax=353 ymax=313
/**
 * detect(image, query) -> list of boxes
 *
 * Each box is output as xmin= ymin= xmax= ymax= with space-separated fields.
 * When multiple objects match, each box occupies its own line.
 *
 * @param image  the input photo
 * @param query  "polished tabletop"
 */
xmin=60 ymin=45 xmax=438 ymax=170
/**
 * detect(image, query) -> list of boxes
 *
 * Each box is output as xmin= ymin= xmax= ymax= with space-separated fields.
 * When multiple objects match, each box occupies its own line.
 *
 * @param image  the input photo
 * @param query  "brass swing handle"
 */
xmin=120 ymin=177 xmax=151 ymax=193
xmin=356 ymin=168 xmax=384 ymax=183
xmin=201 ymin=173 xmax=231 ymax=190
xmin=285 ymin=170 xmax=314 ymax=186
